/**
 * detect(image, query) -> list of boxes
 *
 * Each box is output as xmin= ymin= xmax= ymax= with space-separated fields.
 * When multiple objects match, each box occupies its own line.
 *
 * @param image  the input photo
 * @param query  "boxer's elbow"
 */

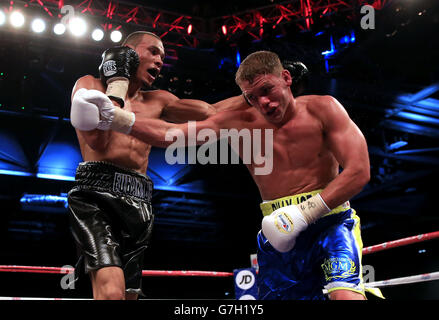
xmin=362 ymin=168 xmax=371 ymax=185
xmin=351 ymin=167 xmax=370 ymax=192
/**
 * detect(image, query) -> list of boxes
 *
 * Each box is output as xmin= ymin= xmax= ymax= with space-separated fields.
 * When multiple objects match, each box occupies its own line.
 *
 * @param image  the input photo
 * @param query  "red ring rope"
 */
xmin=141 ymin=270 xmax=233 ymax=277
xmin=0 ymin=265 xmax=233 ymax=277
xmin=0 ymin=231 xmax=438 ymax=276
xmin=362 ymin=231 xmax=439 ymax=255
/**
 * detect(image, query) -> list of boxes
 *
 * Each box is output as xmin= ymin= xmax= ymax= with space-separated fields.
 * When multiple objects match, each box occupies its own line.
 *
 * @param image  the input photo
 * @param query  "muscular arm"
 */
xmin=71 ymin=75 xmax=111 ymax=151
xmin=161 ymin=94 xmax=250 ymax=123
xmin=212 ymin=95 xmax=250 ymax=112
xmin=317 ymin=96 xmax=370 ymax=209
xmin=130 ymin=110 xmax=240 ymax=148
xmin=161 ymin=97 xmax=217 ymax=123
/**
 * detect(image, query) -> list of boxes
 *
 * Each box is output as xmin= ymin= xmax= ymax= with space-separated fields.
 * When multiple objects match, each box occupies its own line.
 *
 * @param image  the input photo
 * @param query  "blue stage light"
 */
xmin=0 ymin=169 xmax=33 ymax=177
xmin=388 ymin=141 xmax=408 ymax=151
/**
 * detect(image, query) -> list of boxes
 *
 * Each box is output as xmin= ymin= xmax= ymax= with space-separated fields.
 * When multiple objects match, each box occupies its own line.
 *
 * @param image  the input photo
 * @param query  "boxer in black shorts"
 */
xmin=68 ymin=162 xmax=153 ymax=297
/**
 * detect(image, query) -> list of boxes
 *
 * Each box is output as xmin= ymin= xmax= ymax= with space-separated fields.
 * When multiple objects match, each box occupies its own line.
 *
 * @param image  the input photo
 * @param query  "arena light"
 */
xmin=0 ymin=169 xmax=33 ymax=177
xmin=53 ymin=23 xmax=66 ymax=35
xmin=221 ymin=25 xmax=227 ymax=35
xmin=110 ymin=30 xmax=122 ymax=43
xmin=20 ymin=193 xmax=68 ymax=209
xmin=36 ymin=173 xmax=75 ymax=181
xmin=20 ymin=193 xmax=69 ymax=213
xmin=69 ymin=17 xmax=87 ymax=37
xmin=350 ymin=30 xmax=356 ymax=43
xmin=0 ymin=11 xmax=6 ymax=26
xmin=31 ymin=18 xmax=46 ymax=33
xmin=388 ymin=140 xmax=408 ymax=151
xmin=187 ymin=24 xmax=192 ymax=35
xmin=91 ymin=28 xmax=104 ymax=41
xmin=10 ymin=11 xmax=25 ymax=28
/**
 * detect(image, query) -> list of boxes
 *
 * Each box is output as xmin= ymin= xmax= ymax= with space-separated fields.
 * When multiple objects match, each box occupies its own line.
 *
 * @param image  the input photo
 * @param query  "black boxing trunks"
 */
xmin=67 ymin=161 xmax=154 ymax=296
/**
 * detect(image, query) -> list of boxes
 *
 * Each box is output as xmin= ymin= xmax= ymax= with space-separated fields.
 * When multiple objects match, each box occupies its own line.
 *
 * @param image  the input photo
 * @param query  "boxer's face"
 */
xmin=240 ymin=70 xmax=292 ymax=124
xmin=131 ymin=35 xmax=165 ymax=87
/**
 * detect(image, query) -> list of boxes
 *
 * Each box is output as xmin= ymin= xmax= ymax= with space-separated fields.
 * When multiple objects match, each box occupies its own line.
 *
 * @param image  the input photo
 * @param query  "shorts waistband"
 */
xmin=260 ymin=189 xmax=350 ymax=217
xmin=74 ymin=161 xmax=153 ymax=202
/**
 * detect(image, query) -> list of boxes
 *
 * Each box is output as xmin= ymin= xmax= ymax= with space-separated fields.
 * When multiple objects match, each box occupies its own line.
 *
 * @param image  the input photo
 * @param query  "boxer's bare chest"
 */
xmin=80 ymin=91 xmax=165 ymax=173
xmin=243 ymin=105 xmax=336 ymax=199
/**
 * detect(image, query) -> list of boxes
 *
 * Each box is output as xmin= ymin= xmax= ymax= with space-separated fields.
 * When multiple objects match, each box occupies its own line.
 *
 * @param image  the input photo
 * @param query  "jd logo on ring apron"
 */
xmin=233 ymin=268 xmax=258 ymax=300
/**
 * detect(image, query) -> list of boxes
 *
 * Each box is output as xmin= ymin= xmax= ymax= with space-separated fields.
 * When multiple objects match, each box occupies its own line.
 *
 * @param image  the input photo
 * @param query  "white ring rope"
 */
xmin=365 ymin=271 xmax=439 ymax=288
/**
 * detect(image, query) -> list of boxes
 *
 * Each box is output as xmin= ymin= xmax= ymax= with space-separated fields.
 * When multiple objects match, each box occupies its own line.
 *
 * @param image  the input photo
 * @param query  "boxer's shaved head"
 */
xmin=122 ymin=31 xmax=162 ymax=48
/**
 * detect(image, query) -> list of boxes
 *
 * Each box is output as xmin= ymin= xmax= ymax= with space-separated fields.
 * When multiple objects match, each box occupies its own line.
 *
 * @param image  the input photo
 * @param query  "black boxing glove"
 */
xmin=99 ymin=46 xmax=139 ymax=108
xmin=282 ymin=60 xmax=309 ymax=97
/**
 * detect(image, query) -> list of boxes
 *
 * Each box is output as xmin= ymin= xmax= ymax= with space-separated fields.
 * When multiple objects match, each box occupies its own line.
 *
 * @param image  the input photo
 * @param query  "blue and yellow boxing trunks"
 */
xmin=256 ymin=189 xmax=382 ymax=300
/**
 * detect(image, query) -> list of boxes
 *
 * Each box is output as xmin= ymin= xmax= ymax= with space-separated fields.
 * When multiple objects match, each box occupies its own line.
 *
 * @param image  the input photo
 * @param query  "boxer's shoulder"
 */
xmin=139 ymin=88 xmax=177 ymax=103
xmin=74 ymin=75 xmax=105 ymax=92
xmin=297 ymin=94 xmax=335 ymax=108
xmin=71 ymin=75 xmax=105 ymax=100
xmin=298 ymin=95 xmax=342 ymax=120
xmin=300 ymin=96 xmax=352 ymax=133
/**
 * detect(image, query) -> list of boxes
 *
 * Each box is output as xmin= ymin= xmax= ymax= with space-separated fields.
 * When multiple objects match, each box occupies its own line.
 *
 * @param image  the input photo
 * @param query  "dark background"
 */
xmin=0 ymin=0 xmax=438 ymax=299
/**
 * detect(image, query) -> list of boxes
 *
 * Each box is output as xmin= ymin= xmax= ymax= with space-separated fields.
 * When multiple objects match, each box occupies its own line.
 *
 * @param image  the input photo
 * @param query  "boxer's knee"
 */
xmin=98 ymin=284 xmax=125 ymax=300
xmin=91 ymin=266 xmax=126 ymax=300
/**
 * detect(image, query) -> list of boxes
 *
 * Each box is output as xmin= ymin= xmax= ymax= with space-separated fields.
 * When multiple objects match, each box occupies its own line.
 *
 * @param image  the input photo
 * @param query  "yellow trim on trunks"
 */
xmin=260 ymin=189 xmax=351 ymax=217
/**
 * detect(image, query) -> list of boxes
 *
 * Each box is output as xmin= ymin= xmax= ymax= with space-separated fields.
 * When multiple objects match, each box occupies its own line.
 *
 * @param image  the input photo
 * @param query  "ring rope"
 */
xmin=0 ymin=297 xmax=91 ymax=300
xmin=0 ymin=231 xmax=437 ymax=277
xmin=365 ymin=271 xmax=439 ymax=288
xmin=3 ymin=271 xmax=439 ymax=300
xmin=0 ymin=265 xmax=233 ymax=277
xmin=362 ymin=231 xmax=439 ymax=255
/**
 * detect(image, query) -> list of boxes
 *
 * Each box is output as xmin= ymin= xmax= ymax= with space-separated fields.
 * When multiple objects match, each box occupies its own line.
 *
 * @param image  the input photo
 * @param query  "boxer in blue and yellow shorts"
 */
xmin=256 ymin=190 xmax=381 ymax=300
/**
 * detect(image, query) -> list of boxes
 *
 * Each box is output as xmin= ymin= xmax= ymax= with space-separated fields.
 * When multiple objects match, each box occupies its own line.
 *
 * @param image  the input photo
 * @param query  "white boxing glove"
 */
xmin=71 ymin=88 xmax=135 ymax=134
xmin=261 ymin=194 xmax=331 ymax=252
xmin=70 ymin=88 xmax=100 ymax=131
xmin=262 ymin=205 xmax=308 ymax=252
